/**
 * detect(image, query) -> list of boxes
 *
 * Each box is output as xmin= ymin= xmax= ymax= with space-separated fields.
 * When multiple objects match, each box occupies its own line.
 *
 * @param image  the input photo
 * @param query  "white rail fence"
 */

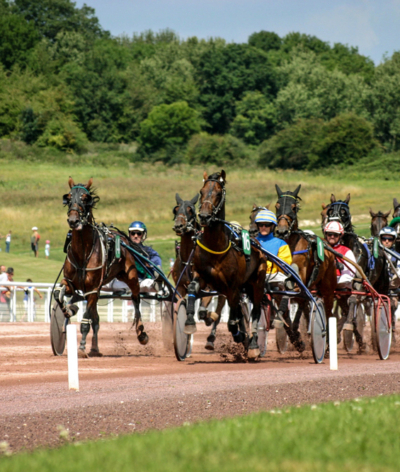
xmin=0 ymin=282 xmax=230 ymax=323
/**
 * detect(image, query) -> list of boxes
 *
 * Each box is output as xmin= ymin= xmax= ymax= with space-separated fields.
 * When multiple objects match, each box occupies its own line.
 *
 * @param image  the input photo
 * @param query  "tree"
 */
xmin=12 ymin=0 xmax=106 ymax=41
xmin=139 ymin=101 xmax=202 ymax=153
xmin=230 ymin=91 xmax=277 ymax=145
xmin=248 ymin=31 xmax=282 ymax=52
xmin=195 ymin=43 xmax=277 ymax=134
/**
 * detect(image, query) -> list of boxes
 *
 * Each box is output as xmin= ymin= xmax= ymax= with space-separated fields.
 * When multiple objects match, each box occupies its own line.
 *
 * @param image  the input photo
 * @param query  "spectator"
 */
xmin=0 ymin=268 xmax=15 ymax=321
xmin=45 ymin=240 xmax=50 ymax=259
xmin=5 ymin=231 xmax=11 ymax=253
xmin=31 ymin=227 xmax=40 ymax=257
xmin=21 ymin=279 xmax=43 ymax=322
xmin=0 ymin=265 xmax=7 ymax=284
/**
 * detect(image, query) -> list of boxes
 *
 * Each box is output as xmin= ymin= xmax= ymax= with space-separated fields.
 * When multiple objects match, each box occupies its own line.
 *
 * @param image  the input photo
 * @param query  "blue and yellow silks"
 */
xmin=256 ymin=232 xmax=292 ymax=273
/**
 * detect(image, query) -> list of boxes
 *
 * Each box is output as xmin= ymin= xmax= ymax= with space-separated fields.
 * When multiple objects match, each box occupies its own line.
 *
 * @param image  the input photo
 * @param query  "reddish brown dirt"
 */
xmin=1 ymin=321 xmax=400 ymax=453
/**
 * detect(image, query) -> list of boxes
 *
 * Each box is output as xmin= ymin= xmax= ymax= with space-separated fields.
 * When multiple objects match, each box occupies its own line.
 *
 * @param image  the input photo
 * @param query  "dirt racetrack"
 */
xmin=1 ymin=321 xmax=400 ymax=453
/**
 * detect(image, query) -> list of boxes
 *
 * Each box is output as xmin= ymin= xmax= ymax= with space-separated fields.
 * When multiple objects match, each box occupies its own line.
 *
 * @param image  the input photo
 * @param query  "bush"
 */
xmin=259 ymin=113 xmax=378 ymax=170
xmin=186 ymin=132 xmax=252 ymax=165
xmin=37 ymin=116 xmax=88 ymax=152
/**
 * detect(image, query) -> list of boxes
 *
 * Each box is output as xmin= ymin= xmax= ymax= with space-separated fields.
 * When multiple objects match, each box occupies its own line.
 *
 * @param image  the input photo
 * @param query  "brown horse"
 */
xmin=272 ymin=185 xmax=337 ymax=348
xmin=370 ymin=209 xmax=391 ymax=237
xmin=172 ymin=193 xmax=226 ymax=350
xmin=391 ymin=198 xmax=400 ymax=253
xmin=55 ymin=177 xmax=149 ymax=357
xmin=184 ymin=170 xmax=266 ymax=359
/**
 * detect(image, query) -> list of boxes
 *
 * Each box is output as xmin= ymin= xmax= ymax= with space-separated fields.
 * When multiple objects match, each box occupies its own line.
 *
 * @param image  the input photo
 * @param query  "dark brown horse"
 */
xmin=370 ymin=209 xmax=391 ymax=237
xmin=55 ymin=178 xmax=149 ymax=357
xmin=185 ymin=170 xmax=266 ymax=359
xmin=172 ymin=193 xmax=226 ymax=350
xmin=272 ymin=185 xmax=337 ymax=348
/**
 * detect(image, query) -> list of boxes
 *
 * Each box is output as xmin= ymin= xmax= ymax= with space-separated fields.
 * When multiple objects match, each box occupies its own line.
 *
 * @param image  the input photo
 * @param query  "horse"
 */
xmin=54 ymin=177 xmax=149 ymax=357
xmin=321 ymin=193 xmax=389 ymax=346
xmin=185 ymin=170 xmax=266 ymax=359
xmin=271 ymin=184 xmax=337 ymax=350
xmin=369 ymin=209 xmax=391 ymax=237
xmin=391 ymin=198 xmax=400 ymax=253
xmin=172 ymin=193 xmax=226 ymax=350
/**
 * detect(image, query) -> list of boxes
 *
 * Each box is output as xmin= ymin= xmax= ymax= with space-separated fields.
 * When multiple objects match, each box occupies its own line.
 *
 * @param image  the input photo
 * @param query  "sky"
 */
xmin=76 ymin=0 xmax=400 ymax=64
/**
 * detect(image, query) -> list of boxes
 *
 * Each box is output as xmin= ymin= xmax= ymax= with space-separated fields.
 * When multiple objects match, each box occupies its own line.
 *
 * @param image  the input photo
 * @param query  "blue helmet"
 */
xmin=128 ymin=221 xmax=147 ymax=240
xmin=255 ymin=209 xmax=277 ymax=226
xmin=379 ymin=226 xmax=396 ymax=239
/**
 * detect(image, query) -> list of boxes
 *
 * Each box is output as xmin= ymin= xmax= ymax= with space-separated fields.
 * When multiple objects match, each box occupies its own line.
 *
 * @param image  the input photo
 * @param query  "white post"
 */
xmin=77 ymin=301 xmax=84 ymax=322
xmin=107 ymin=298 xmax=114 ymax=322
xmin=11 ymin=288 xmax=17 ymax=322
xmin=29 ymin=287 xmax=34 ymax=322
xmin=67 ymin=324 xmax=79 ymax=391
xmin=329 ymin=317 xmax=338 ymax=370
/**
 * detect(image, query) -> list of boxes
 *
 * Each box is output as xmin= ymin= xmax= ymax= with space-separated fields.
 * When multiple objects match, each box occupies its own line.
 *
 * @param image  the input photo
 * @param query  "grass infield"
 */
xmin=1 ymin=395 xmax=400 ymax=471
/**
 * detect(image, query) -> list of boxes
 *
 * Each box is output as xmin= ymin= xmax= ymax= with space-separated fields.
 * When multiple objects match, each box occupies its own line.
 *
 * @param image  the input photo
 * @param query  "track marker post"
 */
xmin=329 ymin=317 xmax=338 ymax=370
xmin=67 ymin=324 xmax=79 ymax=391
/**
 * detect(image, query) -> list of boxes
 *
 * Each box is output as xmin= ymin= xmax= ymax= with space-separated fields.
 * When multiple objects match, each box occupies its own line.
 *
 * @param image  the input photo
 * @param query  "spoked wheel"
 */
xmin=50 ymin=302 xmax=70 ymax=356
xmin=310 ymin=298 xmax=326 ymax=364
xmin=239 ymin=296 xmax=252 ymax=349
xmin=369 ymin=302 xmax=378 ymax=352
xmin=343 ymin=303 xmax=365 ymax=353
xmin=161 ymin=300 xmax=174 ymax=351
xmin=173 ymin=299 xmax=193 ymax=361
xmin=258 ymin=305 xmax=270 ymax=357
xmin=376 ymin=301 xmax=391 ymax=360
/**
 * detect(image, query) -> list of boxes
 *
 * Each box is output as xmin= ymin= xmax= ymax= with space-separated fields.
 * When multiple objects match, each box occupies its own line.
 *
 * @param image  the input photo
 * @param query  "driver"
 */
xmin=379 ymin=226 xmax=400 ymax=339
xmin=324 ymin=220 xmax=357 ymax=341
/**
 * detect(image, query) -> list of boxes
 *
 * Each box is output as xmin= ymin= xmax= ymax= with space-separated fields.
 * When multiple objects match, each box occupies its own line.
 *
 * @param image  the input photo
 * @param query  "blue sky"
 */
xmin=78 ymin=0 xmax=400 ymax=64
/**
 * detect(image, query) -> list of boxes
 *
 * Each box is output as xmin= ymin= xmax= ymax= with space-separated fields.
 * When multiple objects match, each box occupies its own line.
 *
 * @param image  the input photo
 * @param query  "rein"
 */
xmin=197 ymin=238 xmax=232 ymax=255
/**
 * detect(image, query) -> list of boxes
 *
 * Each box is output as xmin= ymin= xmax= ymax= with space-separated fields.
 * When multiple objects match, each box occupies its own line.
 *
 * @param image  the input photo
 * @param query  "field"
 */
xmin=0 ymin=160 xmax=398 ymax=282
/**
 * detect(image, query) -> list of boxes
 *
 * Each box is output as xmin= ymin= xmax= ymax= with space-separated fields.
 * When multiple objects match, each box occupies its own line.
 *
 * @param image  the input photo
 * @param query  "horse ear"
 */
xmin=266 ymin=203 xmax=271 ymax=210
xmin=253 ymin=203 xmax=257 ymax=210
xmin=293 ymin=184 xmax=301 ymax=197
xmin=394 ymin=198 xmax=399 ymax=209
xmin=369 ymin=207 xmax=376 ymax=217
xmin=220 ymin=169 xmax=226 ymax=182
xmin=86 ymin=178 xmax=93 ymax=189
xmin=345 ymin=193 xmax=351 ymax=204
xmin=321 ymin=203 xmax=326 ymax=209
xmin=330 ymin=194 xmax=336 ymax=203
xmin=175 ymin=193 xmax=183 ymax=205
xmin=68 ymin=177 xmax=75 ymax=189
xmin=190 ymin=194 xmax=199 ymax=205
xmin=203 ymin=170 xmax=208 ymax=180
xmin=384 ymin=210 xmax=391 ymax=218
xmin=275 ymin=184 xmax=282 ymax=197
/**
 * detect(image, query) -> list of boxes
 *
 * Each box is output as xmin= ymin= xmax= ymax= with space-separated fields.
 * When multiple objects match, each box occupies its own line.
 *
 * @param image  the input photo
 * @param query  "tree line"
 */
xmin=1 ymin=0 xmax=399 ymax=170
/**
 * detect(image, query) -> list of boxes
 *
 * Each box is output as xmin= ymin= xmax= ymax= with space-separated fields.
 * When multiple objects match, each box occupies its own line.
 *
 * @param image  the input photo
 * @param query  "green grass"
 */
xmin=0 ymin=158 xmax=397 ymax=276
xmin=2 ymin=395 xmax=400 ymax=471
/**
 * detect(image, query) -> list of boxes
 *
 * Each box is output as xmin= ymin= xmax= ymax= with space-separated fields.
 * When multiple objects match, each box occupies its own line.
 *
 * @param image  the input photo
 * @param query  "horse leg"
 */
xmin=132 ymin=295 xmax=149 ymax=345
xmin=54 ymin=282 xmax=79 ymax=319
xmin=79 ymin=314 xmax=91 ymax=358
xmin=86 ymin=294 xmax=103 ymax=357
xmin=248 ymin=302 xmax=261 ymax=359
xmin=227 ymin=303 xmax=247 ymax=344
xmin=205 ymin=295 xmax=225 ymax=350
xmin=184 ymin=279 xmax=200 ymax=334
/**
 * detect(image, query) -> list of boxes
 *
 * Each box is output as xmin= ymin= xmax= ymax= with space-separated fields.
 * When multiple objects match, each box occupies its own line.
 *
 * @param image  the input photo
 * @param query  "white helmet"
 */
xmin=324 ymin=221 xmax=344 ymax=235
xmin=379 ymin=227 xmax=396 ymax=239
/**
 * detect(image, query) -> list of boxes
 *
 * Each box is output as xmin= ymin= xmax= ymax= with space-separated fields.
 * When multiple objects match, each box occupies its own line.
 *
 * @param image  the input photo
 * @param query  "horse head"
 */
xmin=274 ymin=184 xmax=301 ymax=240
xmin=249 ymin=203 xmax=270 ymax=237
xmin=198 ymin=170 xmax=226 ymax=227
xmin=321 ymin=193 xmax=352 ymax=232
xmin=63 ymin=177 xmax=99 ymax=230
xmin=172 ymin=193 xmax=199 ymax=235
xmin=369 ymin=208 xmax=391 ymax=237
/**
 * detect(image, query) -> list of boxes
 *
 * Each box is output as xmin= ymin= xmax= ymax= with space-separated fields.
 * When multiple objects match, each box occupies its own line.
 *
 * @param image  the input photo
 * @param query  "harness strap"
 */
xmin=292 ymin=249 xmax=309 ymax=255
xmin=197 ymin=239 xmax=232 ymax=255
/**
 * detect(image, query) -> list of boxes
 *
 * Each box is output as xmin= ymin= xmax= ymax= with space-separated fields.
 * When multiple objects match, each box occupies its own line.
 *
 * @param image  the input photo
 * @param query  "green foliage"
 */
xmin=185 ymin=132 xmax=252 ymax=165
xmin=259 ymin=113 xmax=377 ymax=170
xmin=248 ymin=31 xmax=282 ymax=52
xmin=12 ymin=0 xmax=106 ymax=41
xmin=230 ymin=91 xmax=277 ymax=145
xmin=139 ymin=101 xmax=202 ymax=153
xmin=36 ymin=116 xmax=88 ymax=152
xmin=195 ymin=43 xmax=277 ymax=134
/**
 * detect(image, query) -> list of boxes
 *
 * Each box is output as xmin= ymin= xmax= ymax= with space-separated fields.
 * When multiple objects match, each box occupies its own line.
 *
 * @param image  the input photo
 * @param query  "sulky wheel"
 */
xmin=275 ymin=324 xmax=288 ymax=354
xmin=310 ymin=298 xmax=326 ymax=364
xmin=376 ymin=301 xmax=391 ymax=360
xmin=173 ymin=299 xmax=192 ymax=361
xmin=50 ymin=302 xmax=69 ymax=356
xmin=258 ymin=305 xmax=270 ymax=357
xmin=161 ymin=300 xmax=174 ymax=351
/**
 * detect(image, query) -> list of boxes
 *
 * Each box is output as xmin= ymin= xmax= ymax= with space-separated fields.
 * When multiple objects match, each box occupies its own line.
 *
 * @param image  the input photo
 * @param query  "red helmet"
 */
xmin=324 ymin=221 xmax=344 ymax=235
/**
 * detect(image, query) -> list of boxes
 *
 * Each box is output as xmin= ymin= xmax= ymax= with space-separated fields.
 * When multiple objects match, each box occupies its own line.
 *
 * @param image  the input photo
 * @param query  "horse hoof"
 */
xmin=204 ymin=317 xmax=213 ymax=327
xmin=88 ymin=350 xmax=103 ymax=357
xmin=248 ymin=348 xmax=260 ymax=359
xmin=205 ymin=341 xmax=215 ymax=351
xmin=184 ymin=324 xmax=197 ymax=335
xmin=295 ymin=341 xmax=306 ymax=353
xmin=78 ymin=349 xmax=88 ymax=359
xmin=138 ymin=333 xmax=149 ymax=345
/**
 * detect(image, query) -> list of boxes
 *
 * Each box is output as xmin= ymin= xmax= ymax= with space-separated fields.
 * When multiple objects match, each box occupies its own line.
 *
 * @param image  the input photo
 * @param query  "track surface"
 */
xmin=1 ymin=321 xmax=400 ymax=453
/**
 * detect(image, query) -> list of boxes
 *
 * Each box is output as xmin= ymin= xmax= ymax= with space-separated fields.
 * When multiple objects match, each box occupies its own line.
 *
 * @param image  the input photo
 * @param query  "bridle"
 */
xmin=173 ymin=201 xmax=198 ymax=235
xmin=276 ymin=193 xmax=300 ymax=236
xmin=371 ymin=212 xmax=389 ymax=236
xmin=199 ymin=178 xmax=226 ymax=225
xmin=63 ymin=185 xmax=97 ymax=226
xmin=325 ymin=201 xmax=352 ymax=232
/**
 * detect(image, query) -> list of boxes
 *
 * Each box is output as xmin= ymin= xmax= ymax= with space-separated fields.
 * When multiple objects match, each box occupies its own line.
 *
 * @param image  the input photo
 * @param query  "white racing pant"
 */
xmin=103 ymin=278 xmax=156 ymax=294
